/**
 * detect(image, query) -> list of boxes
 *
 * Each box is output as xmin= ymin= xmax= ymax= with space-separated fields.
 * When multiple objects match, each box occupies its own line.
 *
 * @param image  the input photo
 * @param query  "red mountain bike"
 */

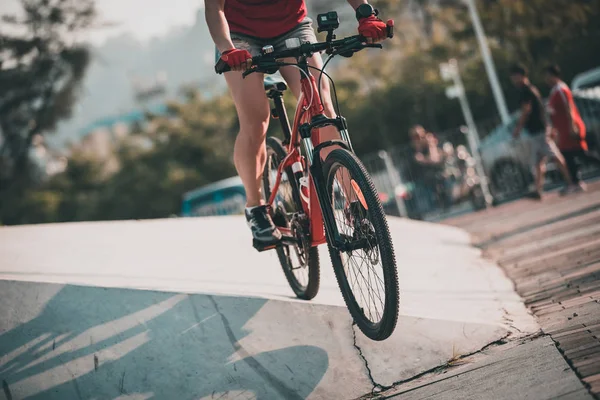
xmin=216 ymin=12 xmax=398 ymax=341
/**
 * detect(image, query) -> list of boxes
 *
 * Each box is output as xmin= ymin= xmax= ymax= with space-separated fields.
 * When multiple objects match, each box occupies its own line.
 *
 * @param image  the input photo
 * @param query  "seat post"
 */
xmin=268 ymin=90 xmax=293 ymax=144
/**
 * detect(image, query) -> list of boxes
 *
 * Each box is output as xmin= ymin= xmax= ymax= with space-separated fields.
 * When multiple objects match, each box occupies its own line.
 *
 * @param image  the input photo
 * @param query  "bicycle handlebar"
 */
xmin=215 ymin=20 xmax=394 ymax=75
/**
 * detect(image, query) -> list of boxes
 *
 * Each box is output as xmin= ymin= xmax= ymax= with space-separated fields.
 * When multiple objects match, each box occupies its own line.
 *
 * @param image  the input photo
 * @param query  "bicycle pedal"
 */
xmin=252 ymin=238 xmax=280 ymax=252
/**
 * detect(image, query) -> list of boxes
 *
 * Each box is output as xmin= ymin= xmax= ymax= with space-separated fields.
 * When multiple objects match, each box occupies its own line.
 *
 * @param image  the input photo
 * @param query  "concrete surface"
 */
xmin=0 ymin=216 xmax=538 ymax=399
xmin=378 ymin=336 xmax=592 ymax=400
xmin=0 ymin=281 xmax=363 ymax=399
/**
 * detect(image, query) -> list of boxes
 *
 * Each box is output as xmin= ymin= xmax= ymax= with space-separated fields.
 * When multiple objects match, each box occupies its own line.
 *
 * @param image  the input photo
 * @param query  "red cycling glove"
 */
xmin=221 ymin=48 xmax=252 ymax=69
xmin=358 ymin=15 xmax=388 ymax=42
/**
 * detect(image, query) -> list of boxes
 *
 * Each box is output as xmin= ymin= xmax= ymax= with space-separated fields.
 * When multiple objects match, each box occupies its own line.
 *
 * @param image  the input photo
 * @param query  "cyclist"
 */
xmin=205 ymin=0 xmax=389 ymax=246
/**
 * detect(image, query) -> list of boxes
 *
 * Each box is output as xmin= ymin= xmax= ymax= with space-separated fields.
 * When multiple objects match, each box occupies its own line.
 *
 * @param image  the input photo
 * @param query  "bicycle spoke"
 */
xmin=351 ymin=251 xmax=384 ymax=321
xmin=349 ymin=256 xmax=374 ymax=321
xmin=348 ymin=256 xmax=372 ymax=319
xmin=360 ymin=252 xmax=385 ymax=317
xmin=361 ymin=250 xmax=382 ymax=321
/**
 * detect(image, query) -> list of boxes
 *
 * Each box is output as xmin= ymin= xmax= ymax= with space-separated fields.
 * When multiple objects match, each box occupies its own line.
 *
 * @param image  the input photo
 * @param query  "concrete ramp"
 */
xmin=0 ymin=217 xmax=538 ymax=399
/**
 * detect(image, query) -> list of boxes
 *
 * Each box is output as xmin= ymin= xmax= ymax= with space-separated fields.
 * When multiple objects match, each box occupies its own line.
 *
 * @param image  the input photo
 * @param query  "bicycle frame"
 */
xmin=265 ymin=56 xmax=354 ymax=249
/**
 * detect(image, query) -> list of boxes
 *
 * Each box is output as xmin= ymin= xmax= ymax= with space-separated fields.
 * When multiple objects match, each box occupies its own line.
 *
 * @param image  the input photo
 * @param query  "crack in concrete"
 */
xmin=355 ymin=331 xmax=545 ymax=399
xmin=351 ymin=322 xmax=385 ymax=394
xmin=2 ymin=380 xmax=12 ymax=400
xmin=501 ymin=307 xmax=524 ymax=334
xmin=383 ymin=332 xmax=511 ymax=389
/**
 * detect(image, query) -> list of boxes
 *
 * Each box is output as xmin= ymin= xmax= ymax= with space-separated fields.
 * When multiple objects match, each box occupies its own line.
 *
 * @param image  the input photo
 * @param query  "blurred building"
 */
xmin=50 ymin=7 xmax=218 ymax=149
xmin=28 ymin=134 xmax=69 ymax=182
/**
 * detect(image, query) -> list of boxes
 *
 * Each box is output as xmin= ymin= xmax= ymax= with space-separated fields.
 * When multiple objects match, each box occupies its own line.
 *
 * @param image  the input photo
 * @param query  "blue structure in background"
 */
xmin=79 ymin=103 xmax=170 ymax=138
xmin=181 ymin=176 xmax=246 ymax=217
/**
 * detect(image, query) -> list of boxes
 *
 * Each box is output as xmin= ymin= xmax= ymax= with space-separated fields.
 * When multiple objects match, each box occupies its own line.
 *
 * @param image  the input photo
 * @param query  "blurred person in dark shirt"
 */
xmin=407 ymin=125 xmax=447 ymax=210
xmin=545 ymin=64 xmax=600 ymax=193
xmin=510 ymin=63 xmax=575 ymax=199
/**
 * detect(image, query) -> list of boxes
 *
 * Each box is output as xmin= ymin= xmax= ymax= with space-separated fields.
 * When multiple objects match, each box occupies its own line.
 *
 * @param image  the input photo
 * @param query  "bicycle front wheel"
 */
xmin=323 ymin=149 xmax=399 ymax=341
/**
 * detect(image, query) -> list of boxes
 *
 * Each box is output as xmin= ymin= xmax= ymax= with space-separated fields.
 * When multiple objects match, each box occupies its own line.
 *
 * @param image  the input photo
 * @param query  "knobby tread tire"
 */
xmin=323 ymin=148 xmax=399 ymax=340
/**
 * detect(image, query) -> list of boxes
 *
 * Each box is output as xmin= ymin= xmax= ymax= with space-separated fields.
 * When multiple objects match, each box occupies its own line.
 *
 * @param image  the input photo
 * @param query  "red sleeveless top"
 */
xmin=224 ymin=0 xmax=307 ymax=39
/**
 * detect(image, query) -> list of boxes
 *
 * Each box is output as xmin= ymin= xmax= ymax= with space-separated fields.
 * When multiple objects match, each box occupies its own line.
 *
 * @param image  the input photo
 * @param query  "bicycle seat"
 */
xmin=264 ymin=74 xmax=287 ymax=92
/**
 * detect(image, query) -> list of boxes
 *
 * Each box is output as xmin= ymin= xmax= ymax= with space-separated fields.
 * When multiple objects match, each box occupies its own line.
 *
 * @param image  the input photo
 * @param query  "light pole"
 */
xmin=440 ymin=59 xmax=494 ymax=207
xmin=378 ymin=150 xmax=408 ymax=218
xmin=464 ymin=0 xmax=510 ymax=125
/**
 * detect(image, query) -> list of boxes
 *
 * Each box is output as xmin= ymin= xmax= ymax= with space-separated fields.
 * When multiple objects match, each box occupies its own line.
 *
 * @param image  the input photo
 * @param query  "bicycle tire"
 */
xmin=323 ymin=148 xmax=399 ymax=340
xmin=263 ymin=136 xmax=320 ymax=300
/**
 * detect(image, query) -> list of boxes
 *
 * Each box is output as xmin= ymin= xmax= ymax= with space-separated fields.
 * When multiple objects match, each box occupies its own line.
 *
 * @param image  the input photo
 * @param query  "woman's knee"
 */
xmin=235 ymin=98 xmax=270 ymax=143
xmin=238 ymin=110 xmax=270 ymax=144
xmin=226 ymin=73 xmax=270 ymax=141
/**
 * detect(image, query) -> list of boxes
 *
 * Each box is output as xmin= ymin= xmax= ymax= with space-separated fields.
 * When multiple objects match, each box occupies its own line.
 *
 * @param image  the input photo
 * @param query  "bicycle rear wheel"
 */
xmin=263 ymin=136 xmax=320 ymax=300
xmin=323 ymin=148 xmax=399 ymax=340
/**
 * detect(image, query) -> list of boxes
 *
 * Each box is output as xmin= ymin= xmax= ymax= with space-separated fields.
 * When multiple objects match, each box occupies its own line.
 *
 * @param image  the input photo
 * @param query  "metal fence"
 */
xmin=362 ymin=126 xmax=489 ymax=222
xmin=361 ymin=86 xmax=600 ymax=222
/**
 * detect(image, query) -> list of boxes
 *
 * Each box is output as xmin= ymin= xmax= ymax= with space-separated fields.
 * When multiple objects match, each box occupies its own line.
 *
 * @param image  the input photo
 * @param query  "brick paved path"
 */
xmin=445 ymin=182 xmax=600 ymax=398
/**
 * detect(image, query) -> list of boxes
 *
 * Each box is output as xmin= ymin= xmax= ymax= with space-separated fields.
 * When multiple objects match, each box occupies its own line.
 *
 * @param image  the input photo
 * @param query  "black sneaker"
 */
xmin=245 ymin=205 xmax=282 ymax=244
xmin=529 ymin=190 xmax=543 ymax=201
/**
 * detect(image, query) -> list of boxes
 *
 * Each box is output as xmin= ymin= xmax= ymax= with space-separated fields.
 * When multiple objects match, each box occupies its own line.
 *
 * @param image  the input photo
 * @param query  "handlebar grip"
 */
xmin=386 ymin=19 xmax=394 ymax=39
xmin=215 ymin=58 xmax=231 ymax=74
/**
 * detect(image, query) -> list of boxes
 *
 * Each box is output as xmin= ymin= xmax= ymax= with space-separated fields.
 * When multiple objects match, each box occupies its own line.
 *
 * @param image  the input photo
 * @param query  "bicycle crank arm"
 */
xmin=252 ymin=235 xmax=301 ymax=253
xmin=280 ymin=234 xmax=301 ymax=246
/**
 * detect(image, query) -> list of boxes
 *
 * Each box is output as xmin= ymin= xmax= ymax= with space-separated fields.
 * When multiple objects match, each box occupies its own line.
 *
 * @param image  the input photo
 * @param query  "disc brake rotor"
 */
xmin=359 ymin=219 xmax=380 ymax=265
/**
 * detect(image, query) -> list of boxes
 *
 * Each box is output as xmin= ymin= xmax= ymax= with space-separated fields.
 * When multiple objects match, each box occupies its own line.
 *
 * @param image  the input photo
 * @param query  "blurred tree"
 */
xmin=8 ymin=89 xmax=239 ymax=225
xmin=333 ymin=0 xmax=600 ymax=152
xmin=324 ymin=0 xmax=466 ymax=152
xmin=90 ymin=91 xmax=238 ymax=220
xmin=439 ymin=0 xmax=600 ymax=106
xmin=0 ymin=0 xmax=97 ymax=191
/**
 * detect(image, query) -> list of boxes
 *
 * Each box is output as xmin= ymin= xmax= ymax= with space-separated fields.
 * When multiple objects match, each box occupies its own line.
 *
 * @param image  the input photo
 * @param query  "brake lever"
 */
xmin=241 ymin=60 xmax=284 ymax=79
xmin=335 ymin=41 xmax=382 ymax=58
xmin=334 ymin=37 xmax=362 ymax=57
xmin=242 ymin=68 xmax=256 ymax=79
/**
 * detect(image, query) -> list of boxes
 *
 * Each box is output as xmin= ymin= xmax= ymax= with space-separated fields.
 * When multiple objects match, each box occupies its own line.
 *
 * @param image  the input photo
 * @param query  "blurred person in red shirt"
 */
xmin=545 ymin=64 xmax=600 ymax=193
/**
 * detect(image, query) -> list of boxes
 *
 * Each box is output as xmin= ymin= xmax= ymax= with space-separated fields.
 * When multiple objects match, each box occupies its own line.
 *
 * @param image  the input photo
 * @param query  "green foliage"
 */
xmin=337 ymin=0 xmax=600 ymax=153
xmin=0 ymin=0 xmax=97 ymax=177
xmin=0 ymin=0 xmax=97 ymax=223
xmin=1 ymin=91 xmax=238 ymax=225
xmin=90 ymin=94 xmax=237 ymax=220
xmin=440 ymin=0 xmax=600 ymax=109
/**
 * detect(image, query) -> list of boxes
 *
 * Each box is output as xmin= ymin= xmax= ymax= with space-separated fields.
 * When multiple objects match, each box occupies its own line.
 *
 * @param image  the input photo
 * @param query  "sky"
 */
xmin=0 ymin=0 xmax=203 ymax=45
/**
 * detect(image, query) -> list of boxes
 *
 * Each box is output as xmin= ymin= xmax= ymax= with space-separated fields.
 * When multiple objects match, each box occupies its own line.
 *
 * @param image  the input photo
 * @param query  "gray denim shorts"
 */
xmin=530 ymin=130 xmax=562 ymax=165
xmin=214 ymin=17 xmax=318 ymax=63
